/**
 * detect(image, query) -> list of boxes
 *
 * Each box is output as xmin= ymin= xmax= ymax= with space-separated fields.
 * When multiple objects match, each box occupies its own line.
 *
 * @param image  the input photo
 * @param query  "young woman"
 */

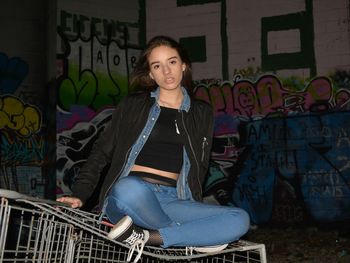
xmin=57 ymin=35 xmax=249 ymax=255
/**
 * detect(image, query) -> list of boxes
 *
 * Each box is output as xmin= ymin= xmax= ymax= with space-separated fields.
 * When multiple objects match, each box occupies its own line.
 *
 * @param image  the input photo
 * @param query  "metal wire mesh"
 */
xmin=0 ymin=190 xmax=267 ymax=263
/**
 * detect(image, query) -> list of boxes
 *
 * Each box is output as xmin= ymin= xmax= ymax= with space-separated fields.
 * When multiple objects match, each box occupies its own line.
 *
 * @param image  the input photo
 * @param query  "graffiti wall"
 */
xmin=56 ymin=6 xmax=142 ymax=198
xmin=0 ymin=52 xmax=46 ymax=197
xmin=143 ymin=0 xmax=350 ymax=224
xmin=195 ymin=74 xmax=350 ymax=224
xmin=54 ymin=0 xmax=350 ymax=225
xmin=146 ymin=0 xmax=350 ymax=80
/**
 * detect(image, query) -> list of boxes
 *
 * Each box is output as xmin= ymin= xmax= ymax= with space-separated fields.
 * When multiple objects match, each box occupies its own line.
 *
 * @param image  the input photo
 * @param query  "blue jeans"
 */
xmin=104 ymin=176 xmax=250 ymax=248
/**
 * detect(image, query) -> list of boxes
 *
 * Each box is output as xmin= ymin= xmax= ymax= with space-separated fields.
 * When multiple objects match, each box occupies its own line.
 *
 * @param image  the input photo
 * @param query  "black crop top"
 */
xmin=135 ymin=107 xmax=183 ymax=173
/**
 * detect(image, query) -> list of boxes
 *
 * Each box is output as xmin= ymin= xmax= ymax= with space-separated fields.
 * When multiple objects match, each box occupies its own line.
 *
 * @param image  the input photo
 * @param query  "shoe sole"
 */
xmin=193 ymin=244 xmax=228 ymax=253
xmin=107 ymin=215 xmax=133 ymax=240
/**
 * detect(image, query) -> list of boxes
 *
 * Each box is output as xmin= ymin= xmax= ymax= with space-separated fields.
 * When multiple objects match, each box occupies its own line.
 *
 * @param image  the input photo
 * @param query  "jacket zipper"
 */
xmin=201 ymin=137 xmax=208 ymax=162
xmin=180 ymin=111 xmax=202 ymax=198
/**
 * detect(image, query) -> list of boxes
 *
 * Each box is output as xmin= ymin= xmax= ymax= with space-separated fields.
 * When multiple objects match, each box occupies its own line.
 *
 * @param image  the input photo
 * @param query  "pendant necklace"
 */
xmin=158 ymin=99 xmax=181 ymax=134
xmin=174 ymin=119 xmax=180 ymax=134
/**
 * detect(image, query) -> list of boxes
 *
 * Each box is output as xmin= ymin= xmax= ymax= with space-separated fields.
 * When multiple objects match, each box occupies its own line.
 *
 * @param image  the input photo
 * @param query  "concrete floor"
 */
xmin=244 ymin=224 xmax=350 ymax=263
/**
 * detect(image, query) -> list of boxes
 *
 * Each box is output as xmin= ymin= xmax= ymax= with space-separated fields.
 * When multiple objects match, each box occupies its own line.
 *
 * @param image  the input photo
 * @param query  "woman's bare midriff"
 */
xmin=131 ymin=164 xmax=179 ymax=180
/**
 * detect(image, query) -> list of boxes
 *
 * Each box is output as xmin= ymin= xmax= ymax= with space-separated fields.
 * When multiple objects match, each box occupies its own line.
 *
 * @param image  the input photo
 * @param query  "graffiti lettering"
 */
xmin=0 ymin=95 xmax=42 ymax=136
xmin=302 ymin=170 xmax=347 ymax=199
xmin=250 ymin=148 xmax=297 ymax=172
xmin=57 ymin=22 xmax=141 ymax=111
xmin=247 ymin=123 xmax=292 ymax=142
xmin=236 ymin=183 xmax=266 ymax=202
xmin=199 ymin=79 xmax=350 ymax=224
xmin=59 ymin=10 xmax=139 ymax=45
xmin=194 ymin=75 xmax=350 ymax=118
xmin=1 ymin=134 xmax=45 ymax=166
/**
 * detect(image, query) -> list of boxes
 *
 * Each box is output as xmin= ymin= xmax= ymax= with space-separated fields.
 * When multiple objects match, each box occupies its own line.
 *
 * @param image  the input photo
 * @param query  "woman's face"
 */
xmin=148 ymin=45 xmax=186 ymax=91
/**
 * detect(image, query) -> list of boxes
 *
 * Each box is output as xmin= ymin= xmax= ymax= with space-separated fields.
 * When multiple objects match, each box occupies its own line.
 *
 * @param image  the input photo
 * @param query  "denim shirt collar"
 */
xmin=150 ymin=86 xmax=191 ymax=112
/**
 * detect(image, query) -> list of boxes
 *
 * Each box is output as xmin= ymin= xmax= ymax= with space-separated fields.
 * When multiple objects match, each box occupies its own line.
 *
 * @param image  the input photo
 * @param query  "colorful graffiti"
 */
xmin=56 ymin=14 xmax=141 ymax=112
xmin=56 ymin=12 xmax=143 ymax=199
xmin=195 ymin=75 xmax=350 ymax=224
xmin=0 ymin=95 xmax=41 ymax=137
xmin=1 ymin=131 xmax=45 ymax=166
xmin=56 ymin=107 xmax=114 ymax=198
xmin=0 ymin=52 xmax=45 ymax=197
xmin=194 ymin=75 xmax=350 ymax=117
xmin=56 ymin=73 xmax=350 ymax=224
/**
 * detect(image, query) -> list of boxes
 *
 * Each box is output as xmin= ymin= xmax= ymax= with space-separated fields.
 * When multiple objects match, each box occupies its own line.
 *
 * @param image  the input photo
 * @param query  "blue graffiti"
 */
xmin=232 ymin=112 xmax=350 ymax=224
xmin=0 ymin=52 xmax=29 ymax=94
xmin=298 ymin=112 xmax=350 ymax=222
xmin=1 ymin=135 xmax=45 ymax=166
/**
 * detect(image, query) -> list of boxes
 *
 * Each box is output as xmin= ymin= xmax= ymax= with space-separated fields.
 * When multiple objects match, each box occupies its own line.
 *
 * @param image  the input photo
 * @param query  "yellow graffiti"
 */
xmin=0 ymin=95 xmax=42 ymax=136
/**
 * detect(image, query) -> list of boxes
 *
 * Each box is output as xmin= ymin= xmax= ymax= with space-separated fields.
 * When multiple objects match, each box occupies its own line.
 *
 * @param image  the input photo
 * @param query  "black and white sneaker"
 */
xmin=107 ymin=215 xmax=149 ymax=262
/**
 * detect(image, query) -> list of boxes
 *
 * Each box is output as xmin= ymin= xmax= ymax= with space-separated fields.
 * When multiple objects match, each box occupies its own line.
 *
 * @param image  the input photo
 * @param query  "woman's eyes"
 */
xmin=152 ymin=60 xmax=177 ymax=69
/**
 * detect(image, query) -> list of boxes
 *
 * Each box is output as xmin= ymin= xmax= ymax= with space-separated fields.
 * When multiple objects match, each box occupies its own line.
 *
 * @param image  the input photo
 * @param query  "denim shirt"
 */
xmin=117 ymin=86 xmax=194 ymax=201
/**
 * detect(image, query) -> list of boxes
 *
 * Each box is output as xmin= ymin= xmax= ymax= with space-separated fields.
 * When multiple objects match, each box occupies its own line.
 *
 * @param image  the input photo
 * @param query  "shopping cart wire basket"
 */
xmin=0 ymin=189 xmax=267 ymax=263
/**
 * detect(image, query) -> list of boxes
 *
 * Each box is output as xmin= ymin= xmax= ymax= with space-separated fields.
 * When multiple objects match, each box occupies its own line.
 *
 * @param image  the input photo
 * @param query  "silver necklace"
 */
xmin=174 ymin=119 xmax=180 ymax=134
xmin=158 ymin=99 xmax=181 ymax=135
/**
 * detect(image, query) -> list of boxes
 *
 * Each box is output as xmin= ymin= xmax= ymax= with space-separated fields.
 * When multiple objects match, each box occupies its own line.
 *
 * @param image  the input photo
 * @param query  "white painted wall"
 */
xmin=146 ymin=0 xmax=223 ymax=80
xmin=1 ymin=0 xmax=349 ymax=87
xmin=146 ymin=0 xmax=350 ymax=80
xmin=313 ymin=0 xmax=350 ymax=75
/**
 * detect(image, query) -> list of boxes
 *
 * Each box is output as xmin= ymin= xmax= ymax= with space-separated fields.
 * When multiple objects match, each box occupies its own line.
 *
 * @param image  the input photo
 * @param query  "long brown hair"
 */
xmin=130 ymin=35 xmax=193 ymax=94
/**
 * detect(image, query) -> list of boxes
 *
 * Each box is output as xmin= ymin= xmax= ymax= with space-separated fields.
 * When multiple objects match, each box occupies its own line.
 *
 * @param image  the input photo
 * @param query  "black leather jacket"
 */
xmin=71 ymin=91 xmax=214 ymax=208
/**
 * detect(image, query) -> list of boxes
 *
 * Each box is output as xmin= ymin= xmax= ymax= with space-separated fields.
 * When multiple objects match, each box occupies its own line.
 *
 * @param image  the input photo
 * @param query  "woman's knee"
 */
xmin=105 ymin=177 xmax=149 ymax=222
xmin=108 ymin=176 xmax=147 ymax=204
xmin=223 ymin=208 xmax=250 ymax=240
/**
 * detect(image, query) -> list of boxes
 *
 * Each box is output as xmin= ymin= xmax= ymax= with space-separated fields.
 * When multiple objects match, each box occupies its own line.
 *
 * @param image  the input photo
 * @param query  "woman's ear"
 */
xmin=182 ymin=64 xmax=186 ymax=72
xmin=149 ymin=72 xmax=154 ymax=79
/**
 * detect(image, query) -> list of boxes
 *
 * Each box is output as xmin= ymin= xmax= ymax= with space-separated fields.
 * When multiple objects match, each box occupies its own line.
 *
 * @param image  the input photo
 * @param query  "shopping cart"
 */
xmin=0 ymin=189 xmax=267 ymax=263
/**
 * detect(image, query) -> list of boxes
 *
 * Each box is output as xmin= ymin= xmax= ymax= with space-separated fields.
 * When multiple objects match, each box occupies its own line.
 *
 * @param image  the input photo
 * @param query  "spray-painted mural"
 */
xmin=55 ymin=0 xmax=350 ymax=226
xmin=56 ymin=10 xmax=142 ymax=196
xmin=0 ymin=52 xmax=45 ymax=197
xmin=195 ymin=74 xmax=350 ymax=224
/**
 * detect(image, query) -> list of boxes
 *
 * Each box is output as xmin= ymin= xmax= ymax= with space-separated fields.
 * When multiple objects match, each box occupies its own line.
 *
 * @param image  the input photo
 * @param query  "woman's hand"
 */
xmin=56 ymin=196 xmax=83 ymax=208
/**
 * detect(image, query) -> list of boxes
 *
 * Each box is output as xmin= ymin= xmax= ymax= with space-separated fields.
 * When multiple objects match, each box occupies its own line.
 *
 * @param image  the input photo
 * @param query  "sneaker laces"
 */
xmin=124 ymin=230 xmax=145 ymax=246
xmin=125 ymin=230 xmax=146 ymax=263
xmin=185 ymin=246 xmax=194 ymax=255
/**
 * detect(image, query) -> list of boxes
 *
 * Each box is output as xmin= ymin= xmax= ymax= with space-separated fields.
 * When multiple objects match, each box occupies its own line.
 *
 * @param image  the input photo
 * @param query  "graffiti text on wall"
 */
xmin=56 ymin=107 xmax=114 ymax=197
xmin=57 ymin=11 xmax=142 ymax=111
xmin=194 ymin=75 xmax=350 ymax=117
xmin=0 ymin=95 xmax=42 ymax=137
xmin=60 ymin=10 xmax=139 ymax=46
xmin=1 ymin=132 xmax=45 ymax=166
xmin=196 ymin=74 xmax=350 ymax=224
xmin=0 ymin=52 xmax=45 ymax=197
